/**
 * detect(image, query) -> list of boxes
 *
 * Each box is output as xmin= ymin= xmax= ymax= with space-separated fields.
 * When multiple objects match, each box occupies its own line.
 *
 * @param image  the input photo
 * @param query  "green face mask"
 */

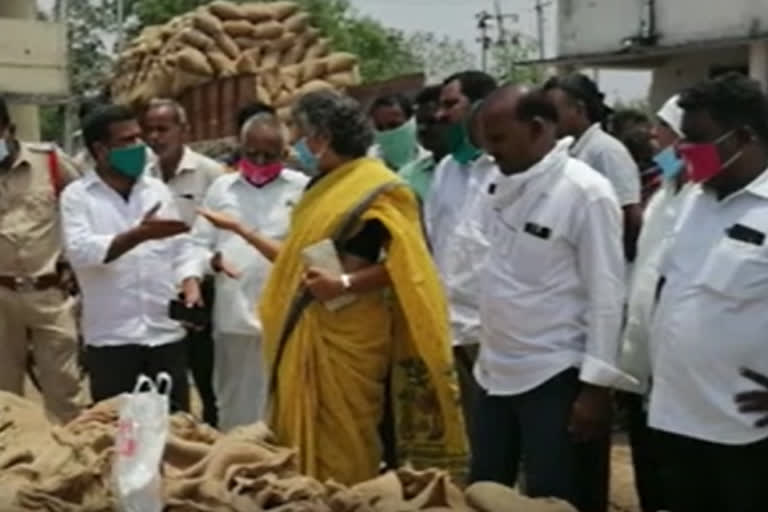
xmin=374 ymin=118 xmax=418 ymax=170
xmin=446 ymin=120 xmax=481 ymax=165
xmin=108 ymin=143 xmax=147 ymax=179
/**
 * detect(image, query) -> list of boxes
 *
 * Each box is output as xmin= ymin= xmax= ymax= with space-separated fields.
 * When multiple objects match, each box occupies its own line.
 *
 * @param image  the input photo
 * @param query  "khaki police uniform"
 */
xmin=0 ymin=142 xmax=85 ymax=422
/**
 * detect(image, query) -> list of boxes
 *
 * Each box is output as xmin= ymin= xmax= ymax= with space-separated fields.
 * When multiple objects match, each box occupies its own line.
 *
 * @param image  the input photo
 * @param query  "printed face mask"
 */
xmin=374 ymin=117 xmax=418 ymax=170
xmin=653 ymin=146 xmax=684 ymax=181
xmin=677 ymin=130 xmax=743 ymax=183
xmin=108 ymin=143 xmax=147 ymax=179
xmin=239 ymin=158 xmax=283 ymax=187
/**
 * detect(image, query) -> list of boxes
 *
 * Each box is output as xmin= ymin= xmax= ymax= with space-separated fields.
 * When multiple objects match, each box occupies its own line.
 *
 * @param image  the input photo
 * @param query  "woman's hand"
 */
xmin=303 ymin=267 xmax=345 ymax=302
xmin=197 ymin=208 xmax=241 ymax=233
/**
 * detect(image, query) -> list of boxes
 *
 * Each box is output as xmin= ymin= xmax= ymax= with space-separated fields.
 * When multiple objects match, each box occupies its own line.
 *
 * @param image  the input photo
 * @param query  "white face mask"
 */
xmin=0 ymin=139 xmax=10 ymax=163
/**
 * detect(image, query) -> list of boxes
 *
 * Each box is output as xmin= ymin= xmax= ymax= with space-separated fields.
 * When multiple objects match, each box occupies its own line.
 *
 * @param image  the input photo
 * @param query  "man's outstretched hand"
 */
xmin=138 ymin=202 xmax=189 ymax=240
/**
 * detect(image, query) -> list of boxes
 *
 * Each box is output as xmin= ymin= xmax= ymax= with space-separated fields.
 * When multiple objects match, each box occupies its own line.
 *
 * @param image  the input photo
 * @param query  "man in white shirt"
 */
xmin=423 ymin=70 xmax=498 ymax=434
xmin=60 ymin=104 xmax=199 ymax=411
xmin=470 ymin=85 xmax=630 ymax=510
xmin=619 ymin=94 xmax=687 ymax=512
xmin=648 ymin=73 xmax=768 ymax=512
xmin=180 ymin=112 xmax=308 ymax=431
xmin=544 ymin=74 xmax=643 ymax=263
xmin=143 ymin=98 xmax=225 ymax=426
xmin=368 ymin=94 xmax=430 ymax=171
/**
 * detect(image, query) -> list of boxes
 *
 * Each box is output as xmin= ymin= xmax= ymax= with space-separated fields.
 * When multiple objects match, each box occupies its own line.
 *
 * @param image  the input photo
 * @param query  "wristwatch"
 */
xmin=340 ymin=273 xmax=352 ymax=291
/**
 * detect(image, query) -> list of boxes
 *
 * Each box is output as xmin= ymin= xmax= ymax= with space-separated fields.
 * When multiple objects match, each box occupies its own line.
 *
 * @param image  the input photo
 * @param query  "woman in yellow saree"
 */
xmin=199 ymin=91 xmax=467 ymax=485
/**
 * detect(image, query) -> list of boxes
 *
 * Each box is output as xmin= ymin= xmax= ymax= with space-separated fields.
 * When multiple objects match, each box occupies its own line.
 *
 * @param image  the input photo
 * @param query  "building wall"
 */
xmin=0 ymin=0 xmax=40 ymax=140
xmin=558 ymin=0 xmax=768 ymax=57
xmin=648 ymin=47 xmax=748 ymax=108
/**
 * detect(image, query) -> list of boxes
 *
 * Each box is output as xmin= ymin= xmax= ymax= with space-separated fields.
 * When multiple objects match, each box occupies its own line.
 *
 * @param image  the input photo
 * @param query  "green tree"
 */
xmin=52 ymin=0 xmax=123 ymax=95
xmin=131 ymin=0 xmax=206 ymax=32
xmin=489 ymin=37 xmax=544 ymax=85
xmin=40 ymin=0 xmax=123 ymax=143
xmin=405 ymin=32 xmax=477 ymax=82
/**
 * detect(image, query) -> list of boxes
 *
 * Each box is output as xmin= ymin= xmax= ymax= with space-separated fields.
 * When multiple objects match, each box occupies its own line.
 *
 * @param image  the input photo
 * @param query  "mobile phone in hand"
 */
xmin=168 ymin=299 xmax=208 ymax=327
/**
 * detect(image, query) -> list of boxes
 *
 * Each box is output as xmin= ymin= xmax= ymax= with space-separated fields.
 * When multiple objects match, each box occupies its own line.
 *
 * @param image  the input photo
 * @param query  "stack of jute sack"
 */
xmin=0 ymin=392 xmax=575 ymax=512
xmin=111 ymin=0 xmax=361 ymax=116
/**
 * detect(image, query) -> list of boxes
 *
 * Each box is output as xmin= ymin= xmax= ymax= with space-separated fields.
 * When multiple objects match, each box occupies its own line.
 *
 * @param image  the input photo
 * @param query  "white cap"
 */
xmin=656 ymin=94 xmax=684 ymax=137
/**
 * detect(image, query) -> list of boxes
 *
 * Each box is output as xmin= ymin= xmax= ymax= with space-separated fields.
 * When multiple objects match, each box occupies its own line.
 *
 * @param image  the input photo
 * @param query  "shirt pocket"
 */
xmin=509 ymin=229 xmax=560 ymax=285
xmin=695 ymin=237 xmax=768 ymax=301
xmin=23 ymin=186 xmax=56 ymax=224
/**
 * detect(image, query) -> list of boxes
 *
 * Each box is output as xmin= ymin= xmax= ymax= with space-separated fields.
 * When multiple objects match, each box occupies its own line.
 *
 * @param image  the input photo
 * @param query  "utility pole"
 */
xmin=476 ymin=10 xmax=493 ymax=72
xmin=476 ymin=2 xmax=519 ymax=73
xmin=116 ymin=0 xmax=125 ymax=52
xmin=534 ymin=0 xmax=550 ymax=60
xmin=493 ymin=0 xmax=520 ymax=45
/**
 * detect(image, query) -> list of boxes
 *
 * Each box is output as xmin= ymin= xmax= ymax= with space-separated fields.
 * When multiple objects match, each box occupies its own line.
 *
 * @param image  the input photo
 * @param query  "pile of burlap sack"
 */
xmin=111 ymin=0 xmax=361 ymax=115
xmin=0 ymin=392 xmax=575 ymax=511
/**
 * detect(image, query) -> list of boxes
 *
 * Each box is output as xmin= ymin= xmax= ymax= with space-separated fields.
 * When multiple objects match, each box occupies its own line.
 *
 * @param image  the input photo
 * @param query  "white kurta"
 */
xmin=180 ymin=170 xmax=309 ymax=430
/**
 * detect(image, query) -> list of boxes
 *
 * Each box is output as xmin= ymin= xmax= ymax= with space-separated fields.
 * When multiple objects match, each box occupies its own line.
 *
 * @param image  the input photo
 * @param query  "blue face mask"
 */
xmin=652 ymin=146 xmax=684 ymax=181
xmin=293 ymin=138 xmax=318 ymax=174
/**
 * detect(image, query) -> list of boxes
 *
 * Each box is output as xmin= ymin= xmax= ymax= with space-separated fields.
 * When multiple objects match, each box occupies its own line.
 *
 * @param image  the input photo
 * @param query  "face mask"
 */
xmin=678 ymin=130 xmax=742 ymax=183
xmin=653 ymin=146 xmax=684 ymax=181
xmin=0 ymin=139 xmax=9 ymax=163
xmin=108 ymin=143 xmax=147 ymax=179
xmin=239 ymin=158 xmax=283 ymax=187
xmin=446 ymin=121 xmax=481 ymax=165
xmin=374 ymin=118 xmax=418 ymax=169
xmin=294 ymin=138 xmax=318 ymax=173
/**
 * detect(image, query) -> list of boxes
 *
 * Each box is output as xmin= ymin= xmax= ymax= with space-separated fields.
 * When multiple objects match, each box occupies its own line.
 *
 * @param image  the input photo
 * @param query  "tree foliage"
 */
xmin=405 ymin=32 xmax=477 ymax=82
xmin=489 ymin=37 xmax=544 ymax=85
xmin=52 ymin=0 xmax=119 ymax=96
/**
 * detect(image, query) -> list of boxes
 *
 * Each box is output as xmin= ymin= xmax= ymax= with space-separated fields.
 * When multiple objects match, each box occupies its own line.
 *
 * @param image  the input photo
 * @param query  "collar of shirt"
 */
xmin=8 ymin=142 xmax=31 ymax=171
xmin=81 ymin=168 xmax=152 ymax=196
xmin=494 ymin=140 xmax=569 ymax=208
xmin=569 ymin=123 xmax=602 ymax=157
xmin=159 ymin=146 xmax=197 ymax=180
xmin=405 ymin=154 xmax=437 ymax=174
xmin=693 ymin=166 xmax=768 ymax=205
xmin=735 ymin=166 xmax=768 ymax=200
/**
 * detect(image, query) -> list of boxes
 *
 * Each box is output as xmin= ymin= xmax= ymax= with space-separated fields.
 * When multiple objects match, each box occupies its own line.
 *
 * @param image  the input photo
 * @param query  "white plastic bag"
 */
xmin=114 ymin=373 xmax=172 ymax=512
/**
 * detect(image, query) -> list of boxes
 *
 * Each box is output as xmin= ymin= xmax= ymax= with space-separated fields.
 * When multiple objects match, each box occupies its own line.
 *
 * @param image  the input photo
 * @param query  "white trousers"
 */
xmin=213 ymin=332 xmax=266 ymax=432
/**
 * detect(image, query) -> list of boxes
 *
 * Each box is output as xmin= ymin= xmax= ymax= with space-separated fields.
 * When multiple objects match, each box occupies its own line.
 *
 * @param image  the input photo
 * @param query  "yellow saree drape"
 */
xmin=259 ymin=157 xmax=467 ymax=485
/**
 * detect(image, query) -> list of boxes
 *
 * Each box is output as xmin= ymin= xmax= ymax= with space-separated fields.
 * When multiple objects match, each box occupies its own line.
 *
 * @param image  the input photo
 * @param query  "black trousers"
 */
xmin=469 ymin=369 xmax=610 ymax=512
xmin=185 ymin=276 xmax=218 ymax=427
xmin=618 ymin=393 xmax=667 ymax=512
xmin=87 ymin=340 xmax=190 ymax=412
xmin=454 ymin=344 xmax=481 ymax=443
xmin=655 ymin=429 xmax=768 ymax=512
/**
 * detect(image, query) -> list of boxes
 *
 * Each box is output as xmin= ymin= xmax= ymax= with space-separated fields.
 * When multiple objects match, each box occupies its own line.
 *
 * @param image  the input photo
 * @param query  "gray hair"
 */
xmin=292 ymin=90 xmax=373 ymax=158
xmin=240 ymin=111 xmax=281 ymax=141
xmin=146 ymin=97 xmax=188 ymax=125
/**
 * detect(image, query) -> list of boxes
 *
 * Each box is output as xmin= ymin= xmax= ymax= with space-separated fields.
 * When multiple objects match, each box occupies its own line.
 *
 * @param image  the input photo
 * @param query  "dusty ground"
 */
xmin=25 ymin=379 xmax=641 ymax=511
xmin=610 ymin=436 xmax=640 ymax=512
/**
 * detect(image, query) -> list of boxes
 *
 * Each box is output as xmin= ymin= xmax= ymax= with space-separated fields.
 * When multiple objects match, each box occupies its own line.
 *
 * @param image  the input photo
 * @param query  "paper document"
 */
xmin=301 ymin=239 xmax=357 ymax=311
